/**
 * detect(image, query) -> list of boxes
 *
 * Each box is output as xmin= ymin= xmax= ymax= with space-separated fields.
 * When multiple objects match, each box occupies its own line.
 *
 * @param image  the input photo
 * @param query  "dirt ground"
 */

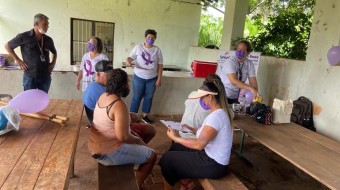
xmin=68 ymin=115 xmax=329 ymax=190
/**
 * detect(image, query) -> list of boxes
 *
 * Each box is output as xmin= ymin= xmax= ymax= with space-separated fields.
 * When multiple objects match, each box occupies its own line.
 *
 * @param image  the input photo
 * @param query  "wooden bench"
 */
xmin=233 ymin=114 xmax=340 ymax=190
xmin=0 ymin=99 xmax=83 ymax=189
xmin=199 ymin=171 xmax=248 ymax=190
xmin=98 ymin=163 xmax=139 ymax=190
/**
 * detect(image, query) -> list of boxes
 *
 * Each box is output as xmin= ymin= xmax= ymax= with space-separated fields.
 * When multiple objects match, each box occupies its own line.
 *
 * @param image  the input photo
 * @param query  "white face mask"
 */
xmin=38 ymin=27 xmax=46 ymax=34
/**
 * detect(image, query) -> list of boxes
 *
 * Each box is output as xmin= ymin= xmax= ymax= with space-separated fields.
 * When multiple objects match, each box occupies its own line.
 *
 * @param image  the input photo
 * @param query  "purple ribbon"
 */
xmin=84 ymin=60 xmax=94 ymax=76
xmin=142 ymin=51 xmax=153 ymax=65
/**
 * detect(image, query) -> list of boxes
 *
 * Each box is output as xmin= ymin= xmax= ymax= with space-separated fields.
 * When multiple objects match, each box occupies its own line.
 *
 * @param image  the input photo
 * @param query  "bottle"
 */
xmin=240 ymin=95 xmax=247 ymax=114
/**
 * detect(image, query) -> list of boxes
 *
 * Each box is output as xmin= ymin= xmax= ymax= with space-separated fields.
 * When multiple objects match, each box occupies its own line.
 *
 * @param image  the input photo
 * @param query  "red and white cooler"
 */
xmin=191 ymin=60 xmax=217 ymax=78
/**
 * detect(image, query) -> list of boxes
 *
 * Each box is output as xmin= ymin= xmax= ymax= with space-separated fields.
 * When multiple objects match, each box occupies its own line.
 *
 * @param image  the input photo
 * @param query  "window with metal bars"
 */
xmin=71 ymin=18 xmax=115 ymax=65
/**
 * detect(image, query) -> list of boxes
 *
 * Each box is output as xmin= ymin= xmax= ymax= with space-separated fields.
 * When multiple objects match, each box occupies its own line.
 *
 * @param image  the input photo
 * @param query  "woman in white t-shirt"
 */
xmin=76 ymin=36 xmax=109 ymax=92
xmin=126 ymin=29 xmax=163 ymax=124
xmin=215 ymin=40 xmax=259 ymax=104
xmin=159 ymin=80 xmax=234 ymax=190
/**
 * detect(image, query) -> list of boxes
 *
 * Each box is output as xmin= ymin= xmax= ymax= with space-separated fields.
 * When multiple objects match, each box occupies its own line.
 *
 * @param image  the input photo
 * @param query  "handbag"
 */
xmin=272 ymin=98 xmax=293 ymax=124
xmin=248 ymin=102 xmax=272 ymax=125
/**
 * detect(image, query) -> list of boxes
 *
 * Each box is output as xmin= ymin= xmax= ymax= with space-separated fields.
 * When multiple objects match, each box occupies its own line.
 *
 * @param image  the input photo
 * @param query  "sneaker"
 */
xmin=142 ymin=116 xmax=152 ymax=124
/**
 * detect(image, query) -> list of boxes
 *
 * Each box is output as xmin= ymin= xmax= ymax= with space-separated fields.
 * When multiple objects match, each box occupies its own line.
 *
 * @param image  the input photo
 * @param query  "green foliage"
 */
xmin=198 ymin=0 xmax=315 ymax=59
xmin=249 ymin=0 xmax=315 ymax=15
xmin=244 ymin=16 xmax=263 ymax=37
xmin=198 ymin=14 xmax=223 ymax=48
xmin=201 ymin=0 xmax=225 ymax=11
xmin=247 ymin=11 xmax=313 ymax=59
xmin=245 ymin=0 xmax=315 ymax=60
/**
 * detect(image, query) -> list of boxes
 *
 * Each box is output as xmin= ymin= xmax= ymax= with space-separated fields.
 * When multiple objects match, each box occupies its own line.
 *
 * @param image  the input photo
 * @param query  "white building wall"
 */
xmin=253 ymin=0 xmax=340 ymax=141
xmin=0 ymin=0 xmax=201 ymax=69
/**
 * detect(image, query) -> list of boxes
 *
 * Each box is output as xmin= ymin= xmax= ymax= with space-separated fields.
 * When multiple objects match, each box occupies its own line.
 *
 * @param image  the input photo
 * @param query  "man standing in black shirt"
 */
xmin=5 ymin=13 xmax=57 ymax=93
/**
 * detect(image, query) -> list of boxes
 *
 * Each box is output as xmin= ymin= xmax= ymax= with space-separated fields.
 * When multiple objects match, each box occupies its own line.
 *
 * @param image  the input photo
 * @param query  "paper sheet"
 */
xmin=160 ymin=120 xmax=191 ymax=132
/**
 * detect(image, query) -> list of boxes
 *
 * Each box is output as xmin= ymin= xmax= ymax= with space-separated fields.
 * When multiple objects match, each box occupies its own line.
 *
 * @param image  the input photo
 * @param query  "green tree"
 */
xmin=198 ymin=14 xmax=224 ymax=48
xmin=199 ymin=0 xmax=315 ymax=59
xmin=247 ymin=11 xmax=312 ymax=59
xmin=246 ymin=0 xmax=315 ymax=59
xmin=198 ymin=0 xmax=225 ymax=48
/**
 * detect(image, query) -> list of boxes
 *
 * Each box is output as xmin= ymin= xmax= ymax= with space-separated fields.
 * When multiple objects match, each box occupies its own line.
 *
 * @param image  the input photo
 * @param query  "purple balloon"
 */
xmin=8 ymin=89 xmax=49 ymax=113
xmin=242 ymin=90 xmax=254 ymax=105
xmin=327 ymin=46 xmax=340 ymax=66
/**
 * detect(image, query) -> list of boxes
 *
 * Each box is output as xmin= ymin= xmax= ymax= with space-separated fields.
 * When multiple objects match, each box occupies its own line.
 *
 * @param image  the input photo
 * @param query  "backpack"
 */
xmin=247 ymin=102 xmax=272 ymax=125
xmin=290 ymin=96 xmax=316 ymax=131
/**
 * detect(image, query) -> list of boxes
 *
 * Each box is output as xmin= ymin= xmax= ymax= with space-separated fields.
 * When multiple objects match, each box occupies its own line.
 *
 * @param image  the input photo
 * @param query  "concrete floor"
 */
xmin=68 ymin=115 xmax=328 ymax=190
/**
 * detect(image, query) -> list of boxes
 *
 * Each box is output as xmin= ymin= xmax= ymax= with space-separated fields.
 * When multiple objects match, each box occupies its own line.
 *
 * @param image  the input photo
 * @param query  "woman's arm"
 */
xmin=126 ymin=45 xmax=138 ymax=67
xmin=156 ymin=64 xmax=163 ymax=87
xmin=167 ymin=125 xmax=217 ymax=150
xmin=76 ymin=70 xmax=83 ymax=90
xmin=126 ymin=57 xmax=134 ymax=67
xmin=114 ymin=101 xmax=144 ymax=144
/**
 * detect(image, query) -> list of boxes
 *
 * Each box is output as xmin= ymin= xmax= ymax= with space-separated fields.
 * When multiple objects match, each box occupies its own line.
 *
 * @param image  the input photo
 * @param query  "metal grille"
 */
xmin=71 ymin=19 xmax=115 ymax=65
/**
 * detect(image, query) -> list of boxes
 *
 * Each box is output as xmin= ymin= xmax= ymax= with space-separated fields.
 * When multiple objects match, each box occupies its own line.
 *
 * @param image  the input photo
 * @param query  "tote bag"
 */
xmin=272 ymin=98 xmax=293 ymax=124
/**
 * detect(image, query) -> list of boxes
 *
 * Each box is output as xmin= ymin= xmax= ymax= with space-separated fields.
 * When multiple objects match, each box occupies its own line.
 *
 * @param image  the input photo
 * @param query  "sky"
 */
xmin=205 ymin=6 xmax=225 ymax=18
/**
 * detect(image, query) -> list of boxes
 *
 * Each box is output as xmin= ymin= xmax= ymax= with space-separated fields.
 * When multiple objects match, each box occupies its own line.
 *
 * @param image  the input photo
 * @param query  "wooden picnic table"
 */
xmin=0 ymin=99 xmax=83 ymax=190
xmin=233 ymin=114 xmax=340 ymax=190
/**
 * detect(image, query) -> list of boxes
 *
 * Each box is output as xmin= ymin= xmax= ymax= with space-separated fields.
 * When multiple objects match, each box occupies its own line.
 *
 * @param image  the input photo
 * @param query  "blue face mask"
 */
xmin=199 ymin=98 xmax=211 ymax=110
xmin=87 ymin=43 xmax=95 ymax=52
xmin=235 ymin=50 xmax=246 ymax=59
xmin=146 ymin=38 xmax=154 ymax=45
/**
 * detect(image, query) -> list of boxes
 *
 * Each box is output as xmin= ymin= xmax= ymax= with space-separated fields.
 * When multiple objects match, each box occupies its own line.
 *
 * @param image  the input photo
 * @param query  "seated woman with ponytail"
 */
xmin=159 ymin=79 xmax=233 ymax=190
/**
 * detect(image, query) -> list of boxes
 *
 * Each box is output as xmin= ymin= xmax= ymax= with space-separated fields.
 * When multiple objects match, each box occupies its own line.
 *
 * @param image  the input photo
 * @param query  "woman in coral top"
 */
xmin=88 ymin=68 xmax=156 ymax=189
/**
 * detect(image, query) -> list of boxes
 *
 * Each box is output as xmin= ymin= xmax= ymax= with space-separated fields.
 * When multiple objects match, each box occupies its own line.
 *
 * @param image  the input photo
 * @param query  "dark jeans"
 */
xmin=159 ymin=143 xmax=228 ymax=186
xmin=130 ymin=74 xmax=157 ymax=113
xmin=23 ymin=74 xmax=51 ymax=93
xmin=84 ymin=105 xmax=94 ymax=124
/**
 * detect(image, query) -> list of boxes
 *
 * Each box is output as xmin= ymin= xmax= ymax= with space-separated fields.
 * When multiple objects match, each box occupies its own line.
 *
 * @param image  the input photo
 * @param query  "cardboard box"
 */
xmin=191 ymin=60 xmax=217 ymax=78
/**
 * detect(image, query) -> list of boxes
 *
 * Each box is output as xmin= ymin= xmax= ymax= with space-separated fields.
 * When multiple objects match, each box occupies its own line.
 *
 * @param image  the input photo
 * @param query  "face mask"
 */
xmin=235 ymin=50 xmax=246 ymax=59
xmin=38 ymin=27 xmax=46 ymax=34
xmin=87 ymin=43 xmax=95 ymax=52
xmin=121 ymin=87 xmax=130 ymax=98
xmin=199 ymin=98 xmax=211 ymax=110
xmin=146 ymin=38 xmax=154 ymax=45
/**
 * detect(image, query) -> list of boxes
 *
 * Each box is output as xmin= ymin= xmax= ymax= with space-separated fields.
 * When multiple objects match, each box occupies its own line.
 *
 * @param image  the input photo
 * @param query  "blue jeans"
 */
xmin=130 ymin=74 xmax=157 ymax=113
xmin=23 ymin=74 xmax=52 ymax=93
xmin=92 ymin=143 xmax=153 ymax=166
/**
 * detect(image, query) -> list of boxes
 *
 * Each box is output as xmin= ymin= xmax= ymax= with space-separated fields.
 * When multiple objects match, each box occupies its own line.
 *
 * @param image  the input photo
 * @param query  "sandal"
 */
xmin=179 ymin=179 xmax=195 ymax=190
